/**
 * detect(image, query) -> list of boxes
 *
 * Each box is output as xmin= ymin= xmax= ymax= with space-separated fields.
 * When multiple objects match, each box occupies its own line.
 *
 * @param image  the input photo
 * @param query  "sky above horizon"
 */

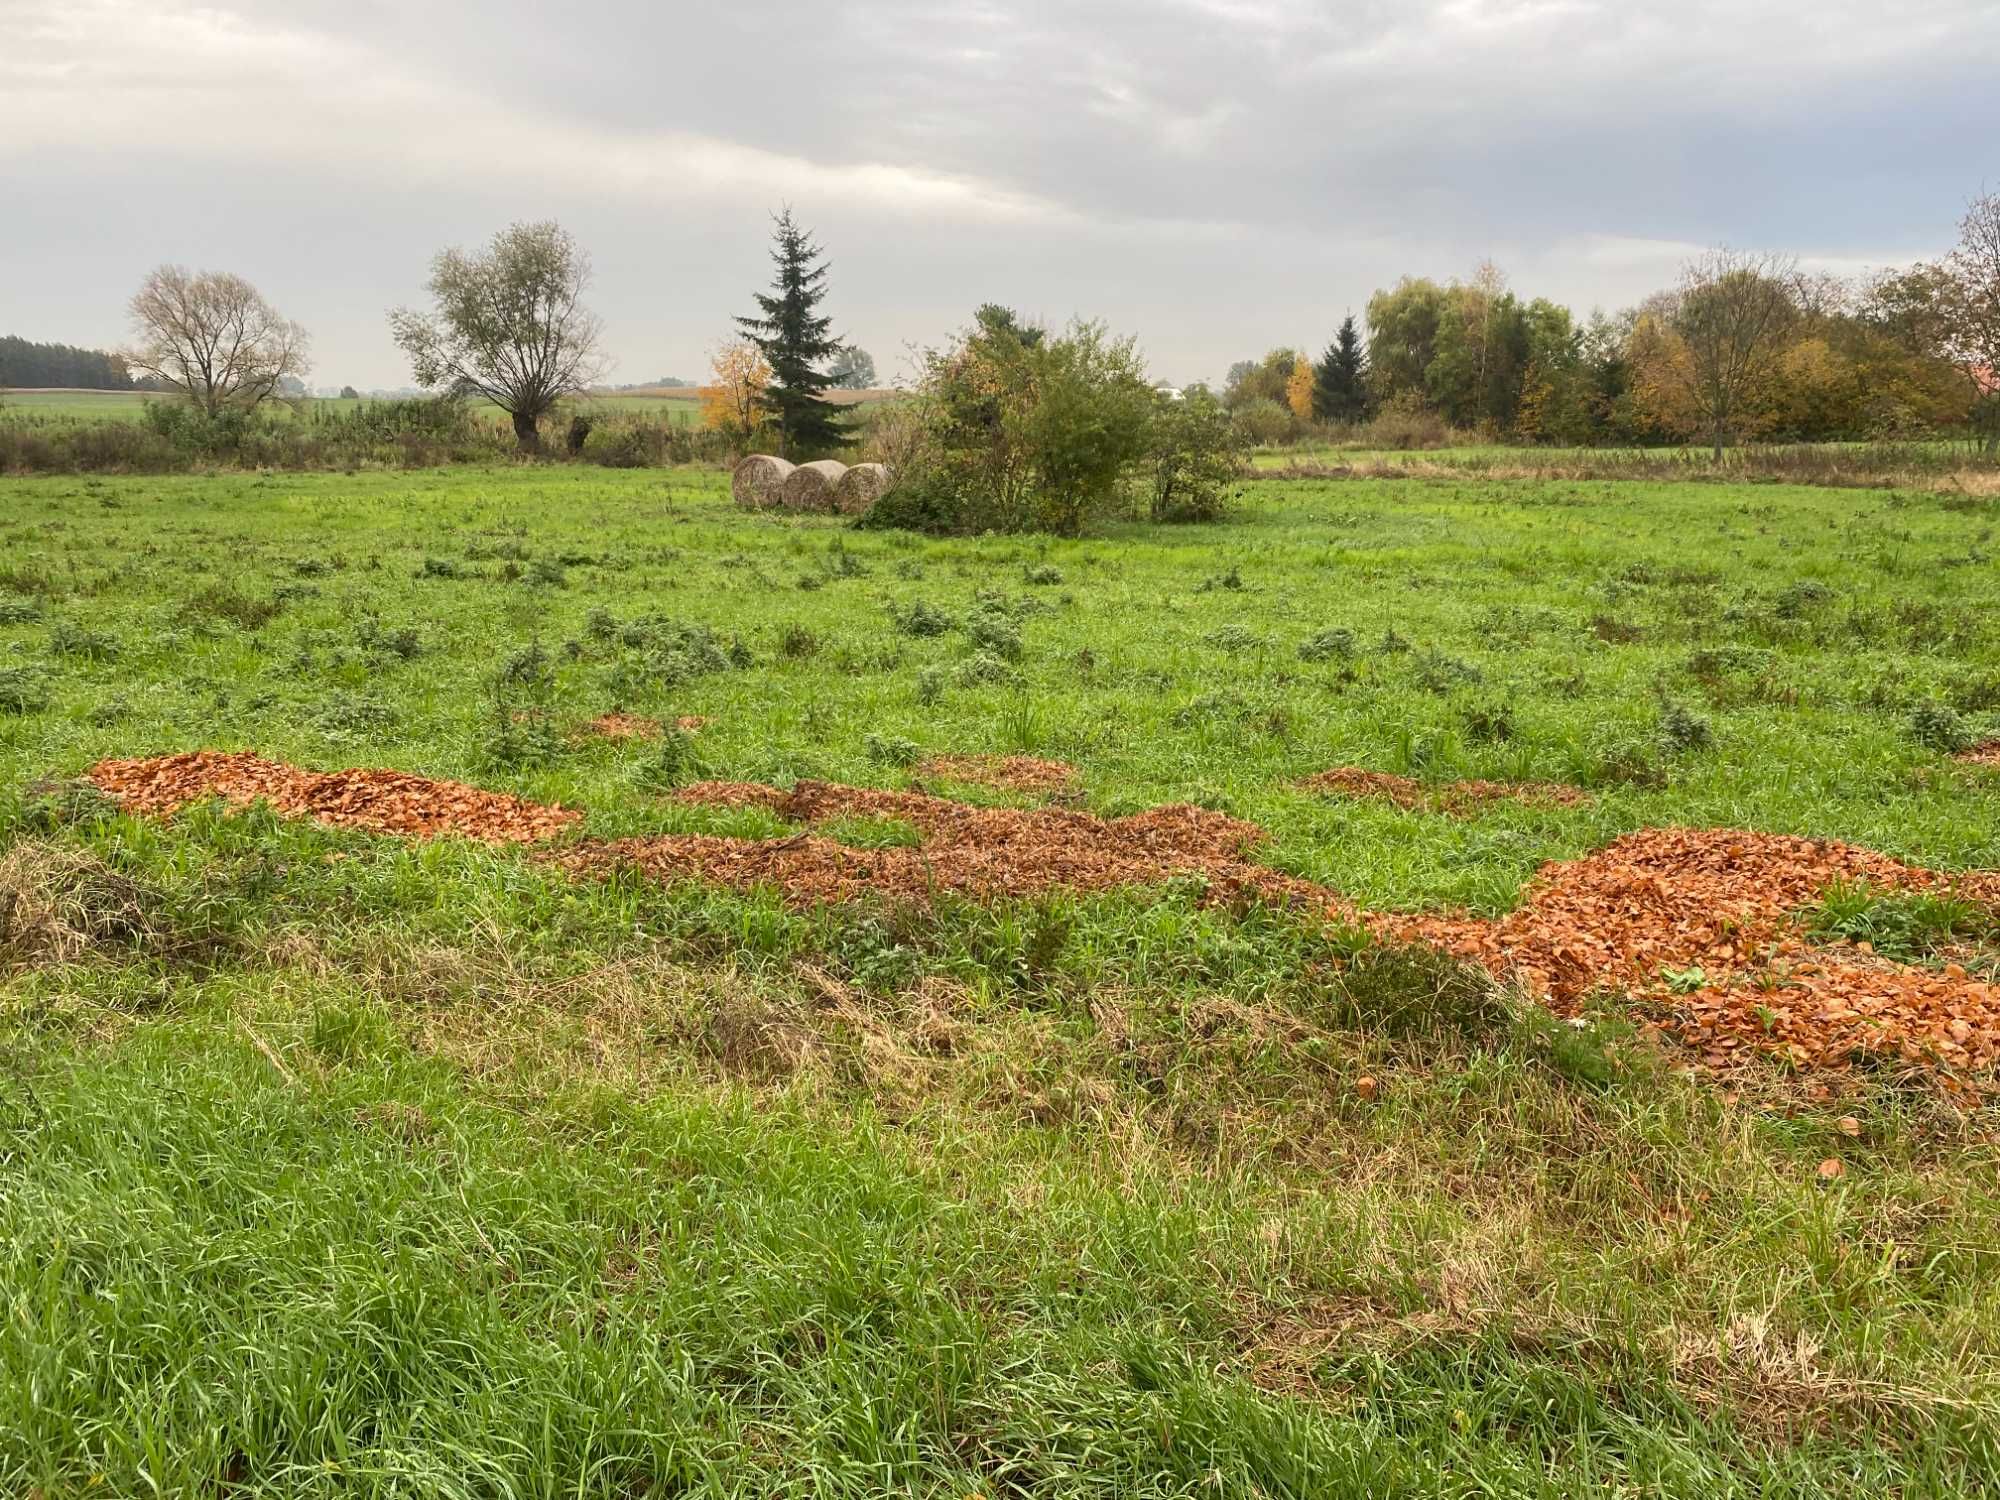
xmin=4 ymin=0 xmax=1997 ymax=390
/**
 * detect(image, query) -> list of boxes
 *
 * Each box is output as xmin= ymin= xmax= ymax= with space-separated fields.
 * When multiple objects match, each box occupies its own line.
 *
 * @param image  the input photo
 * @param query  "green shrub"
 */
xmin=1229 ymin=397 xmax=1295 ymax=447
xmin=0 ymin=665 xmax=50 ymax=714
xmin=1658 ymin=701 xmax=1713 ymax=753
xmin=965 ymin=607 xmax=1024 ymax=662
xmin=1908 ymin=700 xmax=1974 ymax=753
xmin=1149 ymin=387 xmax=1245 ymax=522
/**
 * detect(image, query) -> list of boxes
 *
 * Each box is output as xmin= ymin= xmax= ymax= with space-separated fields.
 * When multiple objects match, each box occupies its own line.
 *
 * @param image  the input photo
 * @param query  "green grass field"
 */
xmin=2 ymin=467 xmax=1998 ymax=1495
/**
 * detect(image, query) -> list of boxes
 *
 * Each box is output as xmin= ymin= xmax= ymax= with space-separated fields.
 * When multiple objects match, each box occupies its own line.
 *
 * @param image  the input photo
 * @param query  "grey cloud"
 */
xmin=2 ymin=0 xmax=1995 ymax=387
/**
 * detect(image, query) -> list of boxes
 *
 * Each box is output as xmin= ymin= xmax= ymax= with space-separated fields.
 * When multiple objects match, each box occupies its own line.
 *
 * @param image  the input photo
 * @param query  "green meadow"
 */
xmin=2 ymin=466 xmax=1998 ymax=1496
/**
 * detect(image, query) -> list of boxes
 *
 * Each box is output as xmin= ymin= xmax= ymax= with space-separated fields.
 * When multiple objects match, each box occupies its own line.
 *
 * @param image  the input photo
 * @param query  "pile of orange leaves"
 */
xmin=80 ymin=753 xmax=2000 ymax=1083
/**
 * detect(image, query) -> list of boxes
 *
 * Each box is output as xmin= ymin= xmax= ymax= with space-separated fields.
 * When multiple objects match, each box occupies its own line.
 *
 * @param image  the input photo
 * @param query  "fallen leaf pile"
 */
xmin=550 ymin=778 xmax=1337 ymax=911
xmin=915 ymin=754 xmax=1078 ymax=796
xmin=86 ymin=752 xmax=579 ymax=844
xmin=582 ymin=713 xmax=662 ymax=741
xmin=1958 ymin=740 xmax=2000 ymax=769
xmin=73 ymin=752 xmax=2000 ymax=1082
xmin=1302 ymin=767 xmax=1591 ymax=814
xmin=1374 ymin=827 xmax=2000 ymax=1075
xmin=578 ymin=713 xmax=708 ymax=742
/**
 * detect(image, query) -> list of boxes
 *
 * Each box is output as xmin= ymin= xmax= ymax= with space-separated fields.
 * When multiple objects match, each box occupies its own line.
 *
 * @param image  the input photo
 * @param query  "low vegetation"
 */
xmin=2 ymin=463 xmax=1998 ymax=1493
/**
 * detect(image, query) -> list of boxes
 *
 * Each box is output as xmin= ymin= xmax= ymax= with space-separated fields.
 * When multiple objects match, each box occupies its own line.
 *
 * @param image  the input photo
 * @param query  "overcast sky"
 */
xmin=5 ymin=0 xmax=1997 ymax=389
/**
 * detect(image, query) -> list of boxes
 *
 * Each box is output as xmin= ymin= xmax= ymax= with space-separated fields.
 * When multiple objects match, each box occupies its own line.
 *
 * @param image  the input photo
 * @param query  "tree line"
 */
xmin=1223 ymin=193 xmax=2000 ymax=452
xmin=0 ymin=336 xmax=135 ymax=390
xmin=19 ymin=187 xmax=1999 ymax=462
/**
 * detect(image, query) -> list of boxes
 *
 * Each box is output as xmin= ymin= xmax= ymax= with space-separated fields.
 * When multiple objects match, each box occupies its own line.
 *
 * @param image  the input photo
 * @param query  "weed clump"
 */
xmin=865 ymin=733 xmax=923 ymax=768
xmin=46 ymin=621 xmax=121 ymax=662
xmin=1908 ymin=700 xmax=1974 ymax=754
xmin=1297 ymin=628 xmax=1355 ymax=663
xmin=181 ymin=585 xmax=282 ymax=631
xmin=892 ymin=599 xmax=955 ymax=638
xmin=0 ymin=666 xmax=50 ymax=714
xmin=964 ymin=606 xmax=1025 ymax=662
xmin=1321 ymin=944 xmax=1512 ymax=1042
xmin=1658 ymin=701 xmax=1713 ymax=754
xmin=482 ymin=642 xmax=564 ymax=769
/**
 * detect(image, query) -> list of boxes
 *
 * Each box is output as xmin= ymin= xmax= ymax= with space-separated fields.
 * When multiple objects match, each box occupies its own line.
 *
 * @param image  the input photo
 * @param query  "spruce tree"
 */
xmin=737 ymin=210 xmax=848 ymax=455
xmin=1312 ymin=314 xmax=1370 ymax=423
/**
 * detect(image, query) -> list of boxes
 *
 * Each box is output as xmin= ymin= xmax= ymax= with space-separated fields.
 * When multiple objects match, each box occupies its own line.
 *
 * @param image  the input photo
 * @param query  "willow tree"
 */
xmin=390 ymin=221 xmax=607 ymax=453
xmin=125 ymin=266 xmax=309 ymax=416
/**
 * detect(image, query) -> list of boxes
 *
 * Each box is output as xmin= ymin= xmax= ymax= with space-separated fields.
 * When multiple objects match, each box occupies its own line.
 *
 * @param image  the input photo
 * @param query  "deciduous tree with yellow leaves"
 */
xmin=700 ymin=339 xmax=772 ymax=440
xmin=1285 ymin=354 xmax=1315 ymax=421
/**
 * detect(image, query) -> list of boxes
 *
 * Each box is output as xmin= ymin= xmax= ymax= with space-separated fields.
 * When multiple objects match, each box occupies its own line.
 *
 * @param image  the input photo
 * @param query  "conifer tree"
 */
xmin=737 ymin=210 xmax=847 ymax=454
xmin=1313 ymin=314 xmax=1370 ymax=422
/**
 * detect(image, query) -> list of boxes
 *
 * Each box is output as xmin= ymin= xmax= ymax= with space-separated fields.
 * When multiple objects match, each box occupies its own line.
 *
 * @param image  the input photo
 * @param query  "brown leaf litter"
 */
xmin=915 ymin=754 xmax=1078 ymax=796
xmin=1302 ymin=766 xmax=1592 ymax=814
xmin=550 ymin=779 xmax=1335 ymax=912
xmin=86 ymin=751 xmax=579 ymax=843
xmin=579 ymin=713 xmax=708 ymax=742
xmin=72 ymin=752 xmax=2000 ymax=1082
xmin=1957 ymin=740 xmax=2000 ymax=769
xmin=1372 ymin=827 xmax=2000 ymax=1077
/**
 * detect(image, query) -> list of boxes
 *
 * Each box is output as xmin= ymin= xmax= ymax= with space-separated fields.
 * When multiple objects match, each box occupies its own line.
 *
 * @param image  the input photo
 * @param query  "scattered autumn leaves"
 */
xmin=87 ymin=751 xmax=578 ymax=843
xmin=552 ymin=778 xmax=1327 ymax=911
xmin=1301 ymin=767 xmax=1592 ymax=814
xmin=81 ymin=752 xmax=2000 ymax=1085
xmin=1375 ymin=828 xmax=2000 ymax=1078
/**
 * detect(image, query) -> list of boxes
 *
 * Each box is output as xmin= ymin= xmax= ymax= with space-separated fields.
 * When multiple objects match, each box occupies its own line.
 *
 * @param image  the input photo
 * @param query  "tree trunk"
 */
xmin=512 ymin=408 xmax=541 ymax=454
xmin=1711 ymin=418 xmax=1725 ymax=462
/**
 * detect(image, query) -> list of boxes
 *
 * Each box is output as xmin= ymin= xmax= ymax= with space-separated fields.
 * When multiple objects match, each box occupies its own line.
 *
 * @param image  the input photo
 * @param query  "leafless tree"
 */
xmin=1942 ymin=189 xmax=2000 ymax=448
xmin=1664 ymin=248 xmax=1800 ymax=458
xmin=124 ymin=267 xmax=309 ymax=416
xmin=388 ymin=221 xmax=608 ymax=453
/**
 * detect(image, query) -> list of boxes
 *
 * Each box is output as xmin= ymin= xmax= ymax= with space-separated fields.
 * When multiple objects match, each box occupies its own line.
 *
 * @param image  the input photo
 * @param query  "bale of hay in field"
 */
xmin=778 ymin=459 xmax=848 ymax=513
xmin=731 ymin=454 xmax=795 ymax=510
xmin=831 ymin=462 xmax=892 ymax=515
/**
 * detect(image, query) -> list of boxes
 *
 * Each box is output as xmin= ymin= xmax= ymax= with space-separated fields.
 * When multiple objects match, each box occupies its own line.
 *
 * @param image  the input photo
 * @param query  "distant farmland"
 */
xmin=0 ymin=386 xmax=900 ymax=429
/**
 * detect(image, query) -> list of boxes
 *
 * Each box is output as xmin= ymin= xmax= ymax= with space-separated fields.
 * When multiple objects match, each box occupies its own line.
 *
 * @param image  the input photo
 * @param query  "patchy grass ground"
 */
xmin=2 ymin=465 xmax=1998 ymax=1495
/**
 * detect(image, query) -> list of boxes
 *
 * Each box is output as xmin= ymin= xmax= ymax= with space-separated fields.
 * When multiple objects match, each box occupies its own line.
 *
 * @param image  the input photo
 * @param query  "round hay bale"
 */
xmin=831 ymin=462 xmax=892 ymax=515
xmin=731 ymin=454 xmax=795 ymax=510
xmin=778 ymin=459 xmax=848 ymax=514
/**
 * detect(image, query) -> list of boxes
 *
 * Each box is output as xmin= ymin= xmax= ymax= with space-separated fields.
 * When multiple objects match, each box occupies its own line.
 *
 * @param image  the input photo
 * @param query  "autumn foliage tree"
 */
xmin=699 ymin=340 xmax=772 ymax=440
xmin=1284 ymin=354 xmax=1315 ymax=421
xmin=124 ymin=266 xmax=309 ymax=416
xmin=1650 ymin=250 xmax=1800 ymax=457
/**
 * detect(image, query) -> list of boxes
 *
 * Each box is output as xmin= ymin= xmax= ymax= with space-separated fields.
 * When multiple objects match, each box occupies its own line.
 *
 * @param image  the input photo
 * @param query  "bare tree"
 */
xmin=389 ymin=221 xmax=607 ymax=453
xmin=1663 ymin=248 xmax=1800 ymax=458
xmin=124 ymin=267 xmax=309 ymax=416
xmin=1942 ymin=189 xmax=2000 ymax=449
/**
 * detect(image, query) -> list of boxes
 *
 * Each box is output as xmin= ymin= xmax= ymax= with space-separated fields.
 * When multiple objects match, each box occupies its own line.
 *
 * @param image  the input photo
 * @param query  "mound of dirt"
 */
xmin=916 ymin=754 xmax=1078 ymax=796
xmin=1375 ymin=828 xmax=2000 ymax=1075
xmin=1303 ymin=767 xmax=1591 ymax=813
xmin=87 ymin=752 xmax=579 ymax=844
xmin=553 ymin=778 xmax=1338 ymax=912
